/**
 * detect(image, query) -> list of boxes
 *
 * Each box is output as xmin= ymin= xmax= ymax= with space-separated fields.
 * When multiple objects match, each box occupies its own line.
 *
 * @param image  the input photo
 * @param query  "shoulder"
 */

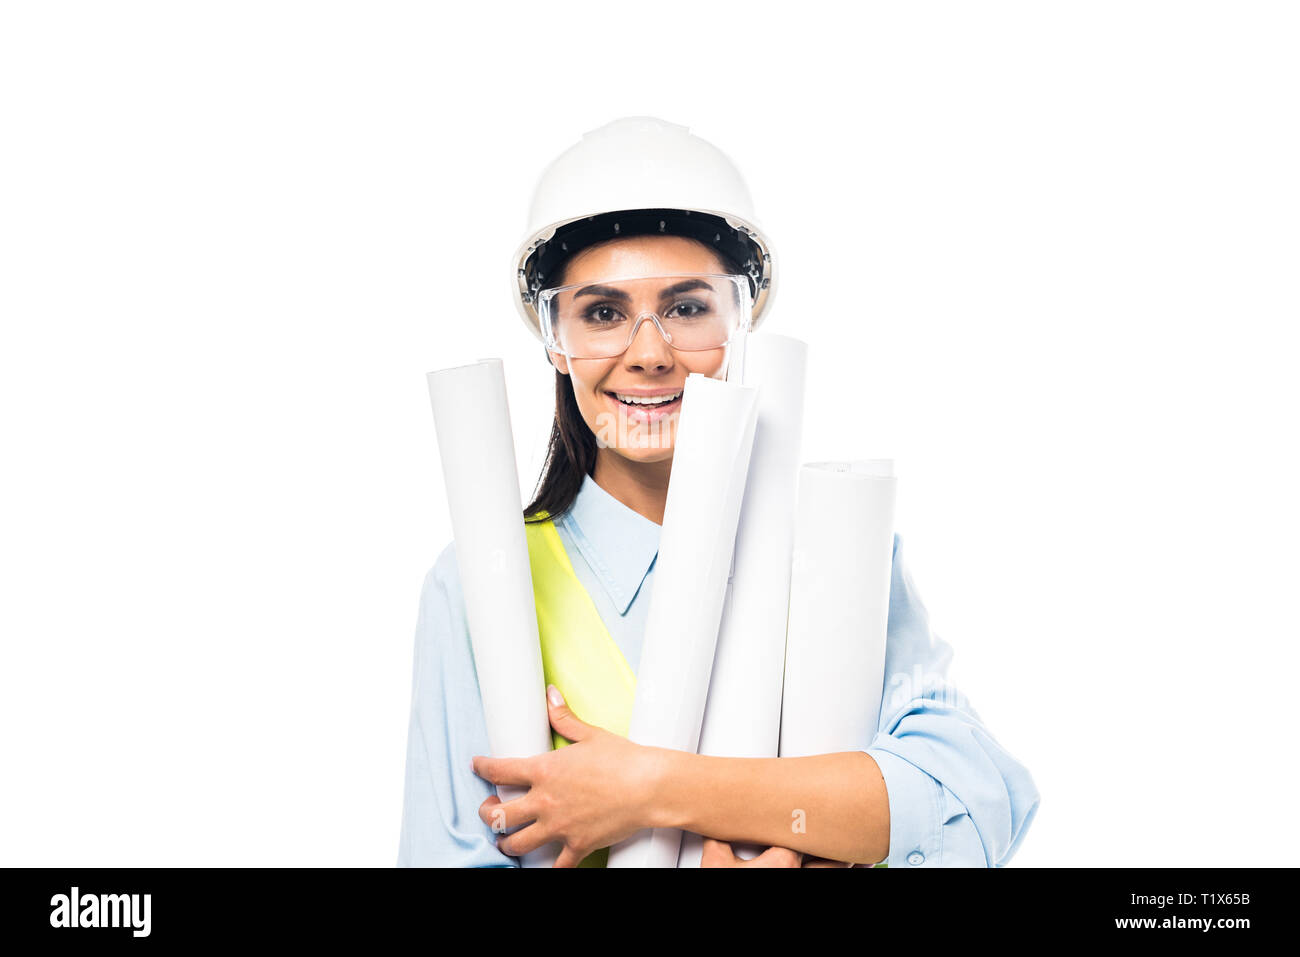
xmin=888 ymin=532 xmax=908 ymax=589
xmin=417 ymin=539 xmax=467 ymax=631
xmin=428 ymin=538 xmax=460 ymax=590
xmin=883 ymin=529 xmax=954 ymax=670
xmin=886 ymin=531 xmax=935 ymax=634
xmin=889 ymin=527 xmax=930 ymax=600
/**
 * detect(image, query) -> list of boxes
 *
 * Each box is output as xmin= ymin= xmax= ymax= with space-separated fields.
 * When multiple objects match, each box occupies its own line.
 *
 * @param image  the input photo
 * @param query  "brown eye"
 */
xmin=586 ymin=305 xmax=622 ymax=323
xmin=668 ymin=299 xmax=709 ymax=319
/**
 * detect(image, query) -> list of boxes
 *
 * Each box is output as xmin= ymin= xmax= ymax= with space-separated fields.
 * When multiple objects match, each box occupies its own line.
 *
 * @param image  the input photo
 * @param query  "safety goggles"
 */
xmin=536 ymin=273 xmax=753 ymax=360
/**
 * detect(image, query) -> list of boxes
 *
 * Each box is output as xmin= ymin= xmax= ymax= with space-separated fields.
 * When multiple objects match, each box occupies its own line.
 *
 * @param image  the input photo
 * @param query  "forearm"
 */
xmin=643 ymin=749 xmax=890 ymax=864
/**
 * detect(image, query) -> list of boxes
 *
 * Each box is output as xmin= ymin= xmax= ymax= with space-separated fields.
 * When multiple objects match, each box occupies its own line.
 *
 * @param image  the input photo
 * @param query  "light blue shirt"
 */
xmin=398 ymin=472 xmax=1040 ymax=867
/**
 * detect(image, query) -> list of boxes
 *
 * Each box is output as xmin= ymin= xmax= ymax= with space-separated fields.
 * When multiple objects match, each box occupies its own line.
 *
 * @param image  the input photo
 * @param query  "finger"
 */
xmin=553 ymin=843 xmax=586 ymax=868
xmin=700 ymin=838 xmax=736 ymax=868
xmin=477 ymin=793 xmax=539 ymax=835
xmin=471 ymin=754 xmax=534 ymax=788
xmin=496 ymin=822 xmax=557 ymax=859
xmin=545 ymin=684 xmax=594 ymax=743
xmin=746 ymin=845 xmax=803 ymax=868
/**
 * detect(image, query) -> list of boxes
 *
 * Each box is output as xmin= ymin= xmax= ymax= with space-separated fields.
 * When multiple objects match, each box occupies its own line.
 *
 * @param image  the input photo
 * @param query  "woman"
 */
xmin=398 ymin=117 xmax=1040 ymax=868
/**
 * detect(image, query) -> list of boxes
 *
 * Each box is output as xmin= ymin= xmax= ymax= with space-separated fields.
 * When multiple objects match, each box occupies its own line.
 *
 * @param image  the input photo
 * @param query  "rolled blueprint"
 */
xmin=426 ymin=358 xmax=557 ymax=869
xmin=678 ymin=334 xmax=808 ymax=868
xmin=779 ymin=461 xmax=897 ymax=761
xmin=607 ymin=373 xmax=760 ymax=869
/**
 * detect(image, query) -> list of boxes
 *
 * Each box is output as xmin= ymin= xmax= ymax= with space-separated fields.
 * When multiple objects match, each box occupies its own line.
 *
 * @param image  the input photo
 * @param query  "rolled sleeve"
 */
xmin=862 ymin=534 xmax=1041 ymax=867
xmin=864 ymin=747 xmax=942 ymax=867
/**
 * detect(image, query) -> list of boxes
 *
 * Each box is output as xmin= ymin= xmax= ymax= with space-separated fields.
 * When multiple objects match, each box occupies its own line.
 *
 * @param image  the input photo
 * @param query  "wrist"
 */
xmin=636 ymin=744 xmax=686 ymax=831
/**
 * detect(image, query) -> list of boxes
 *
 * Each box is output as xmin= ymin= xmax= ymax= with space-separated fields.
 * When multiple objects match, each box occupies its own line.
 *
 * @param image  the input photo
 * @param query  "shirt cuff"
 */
xmin=864 ymin=746 xmax=944 ymax=868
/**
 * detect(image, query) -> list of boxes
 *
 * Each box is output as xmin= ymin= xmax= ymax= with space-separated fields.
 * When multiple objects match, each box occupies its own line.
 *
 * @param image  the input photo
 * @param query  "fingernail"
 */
xmin=470 ymin=757 xmax=477 ymax=774
xmin=547 ymin=684 xmax=564 ymax=706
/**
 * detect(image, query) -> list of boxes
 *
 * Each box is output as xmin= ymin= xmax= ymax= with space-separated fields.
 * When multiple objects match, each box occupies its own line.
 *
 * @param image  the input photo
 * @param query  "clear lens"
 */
xmin=538 ymin=273 xmax=749 ymax=359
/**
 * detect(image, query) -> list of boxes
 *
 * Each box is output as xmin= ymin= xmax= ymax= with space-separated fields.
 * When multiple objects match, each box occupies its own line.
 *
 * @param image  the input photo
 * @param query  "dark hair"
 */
xmin=523 ymin=236 xmax=742 ymax=524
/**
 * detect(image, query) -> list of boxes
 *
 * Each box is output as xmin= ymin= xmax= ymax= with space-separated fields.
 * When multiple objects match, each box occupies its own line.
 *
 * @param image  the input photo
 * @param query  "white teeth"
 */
xmin=613 ymin=391 xmax=681 ymax=406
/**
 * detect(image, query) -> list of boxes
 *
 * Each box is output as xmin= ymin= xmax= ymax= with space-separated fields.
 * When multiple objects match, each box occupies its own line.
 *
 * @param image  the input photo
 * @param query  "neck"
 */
xmin=592 ymin=447 xmax=671 ymax=526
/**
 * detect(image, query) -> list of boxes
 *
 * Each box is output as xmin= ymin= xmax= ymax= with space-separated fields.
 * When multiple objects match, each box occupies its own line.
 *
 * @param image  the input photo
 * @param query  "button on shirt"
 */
xmin=397 ymin=473 xmax=1040 ymax=867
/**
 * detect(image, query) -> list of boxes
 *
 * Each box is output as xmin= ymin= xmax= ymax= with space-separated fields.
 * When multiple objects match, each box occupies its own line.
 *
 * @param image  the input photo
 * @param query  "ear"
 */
xmin=548 ymin=349 xmax=570 ymax=375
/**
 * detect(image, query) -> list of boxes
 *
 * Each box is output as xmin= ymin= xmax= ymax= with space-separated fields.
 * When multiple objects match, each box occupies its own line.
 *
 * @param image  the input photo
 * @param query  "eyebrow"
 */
xmin=572 ymin=278 xmax=717 ymax=300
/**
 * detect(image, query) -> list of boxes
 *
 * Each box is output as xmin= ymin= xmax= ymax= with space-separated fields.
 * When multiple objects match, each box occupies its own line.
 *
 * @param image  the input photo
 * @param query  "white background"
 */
xmin=2 ymin=1 xmax=1296 ymax=866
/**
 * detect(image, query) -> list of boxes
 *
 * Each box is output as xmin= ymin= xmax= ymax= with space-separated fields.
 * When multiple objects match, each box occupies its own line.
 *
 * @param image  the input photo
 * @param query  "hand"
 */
xmin=700 ymin=838 xmax=802 ymax=868
xmin=472 ymin=684 xmax=666 ymax=868
xmin=802 ymin=855 xmax=855 ymax=868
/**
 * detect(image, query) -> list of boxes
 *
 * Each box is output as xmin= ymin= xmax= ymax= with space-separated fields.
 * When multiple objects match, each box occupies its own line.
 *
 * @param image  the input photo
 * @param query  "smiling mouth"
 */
xmin=605 ymin=388 xmax=684 ymax=418
xmin=607 ymin=389 xmax=683 ymax=407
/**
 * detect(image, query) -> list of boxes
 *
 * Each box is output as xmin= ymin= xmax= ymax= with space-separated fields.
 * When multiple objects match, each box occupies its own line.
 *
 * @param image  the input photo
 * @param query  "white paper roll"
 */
xmin=678 ymin=334 xmax=808 ymax=868
xmin=607 ymin=373 xmax=760 ymax=868
xmin=779 ymin=461 xmax=897 ymax=762
xmin=426 ymin=358 xmax=557 ymax=868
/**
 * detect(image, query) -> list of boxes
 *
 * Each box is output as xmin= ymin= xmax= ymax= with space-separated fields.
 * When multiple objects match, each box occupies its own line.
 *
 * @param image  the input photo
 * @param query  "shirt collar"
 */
xmin=556 ymin=473 xmax=660 ymax=616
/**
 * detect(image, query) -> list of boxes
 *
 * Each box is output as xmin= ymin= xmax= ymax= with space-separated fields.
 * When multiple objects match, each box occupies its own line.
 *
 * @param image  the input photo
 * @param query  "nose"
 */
xmin=622 ymin=312 xmax=674 ymax=372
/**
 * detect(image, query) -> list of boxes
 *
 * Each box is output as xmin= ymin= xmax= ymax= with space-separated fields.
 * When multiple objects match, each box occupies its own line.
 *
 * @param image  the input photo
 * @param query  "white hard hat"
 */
xmin=512 ymin=116 xmax=776 ymax=344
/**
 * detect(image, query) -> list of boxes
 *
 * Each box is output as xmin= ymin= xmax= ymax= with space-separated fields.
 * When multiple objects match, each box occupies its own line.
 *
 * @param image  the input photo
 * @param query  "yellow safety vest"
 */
xmin=524 ymin=510 xmax=637 ymax=868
